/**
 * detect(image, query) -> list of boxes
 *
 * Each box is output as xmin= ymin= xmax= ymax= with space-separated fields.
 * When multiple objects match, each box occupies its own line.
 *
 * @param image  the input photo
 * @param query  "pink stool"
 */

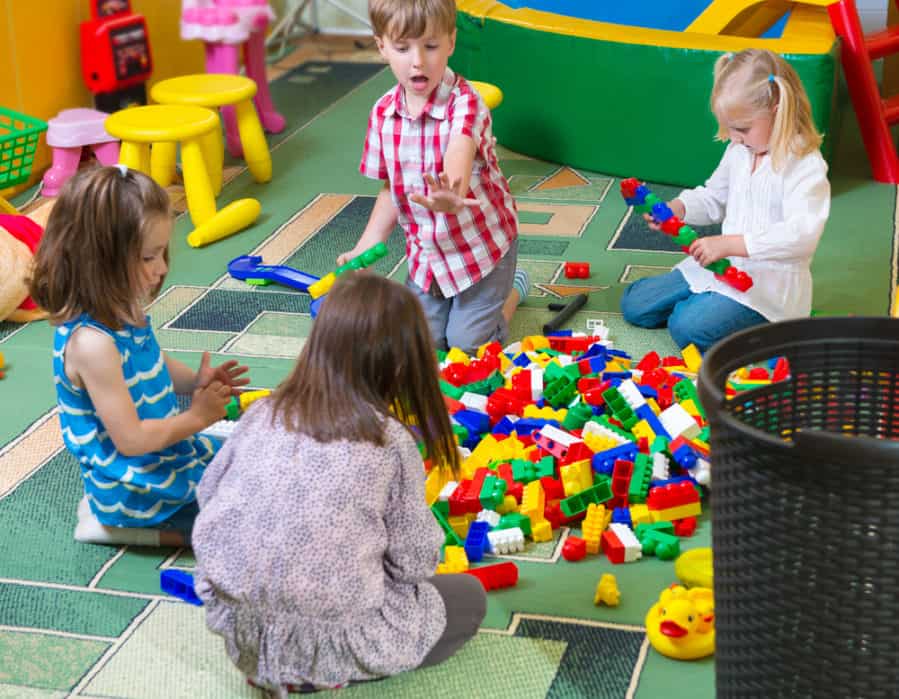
xmin=180 ymin=0 xmax=286 ymax=159
xmin=42 ymin=109 xmax=120 ymax=197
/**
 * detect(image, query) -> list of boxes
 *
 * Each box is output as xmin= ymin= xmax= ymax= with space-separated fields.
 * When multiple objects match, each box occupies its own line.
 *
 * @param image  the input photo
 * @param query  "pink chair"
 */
xmin=42 ymin=108 xmax=120 ymax=197
xmin=180 ymin=0 xmax=286 ymax=158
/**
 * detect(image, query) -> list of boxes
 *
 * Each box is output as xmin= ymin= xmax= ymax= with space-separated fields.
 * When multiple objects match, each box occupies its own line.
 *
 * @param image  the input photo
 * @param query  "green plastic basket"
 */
xmin=0 ymin=107 xmax=48 ymax=189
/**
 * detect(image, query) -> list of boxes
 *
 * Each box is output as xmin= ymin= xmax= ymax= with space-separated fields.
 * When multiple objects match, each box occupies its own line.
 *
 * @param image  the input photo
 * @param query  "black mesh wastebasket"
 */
xmin=697 ymin=317 xmax=899 ymax=699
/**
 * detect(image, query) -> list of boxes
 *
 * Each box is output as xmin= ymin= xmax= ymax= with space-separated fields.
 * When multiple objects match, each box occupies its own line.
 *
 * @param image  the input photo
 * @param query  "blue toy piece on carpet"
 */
xmin=228 ymin=255 xmax=320 ymax=291
xmin=160 ymin=569 xmax=203 ymax=606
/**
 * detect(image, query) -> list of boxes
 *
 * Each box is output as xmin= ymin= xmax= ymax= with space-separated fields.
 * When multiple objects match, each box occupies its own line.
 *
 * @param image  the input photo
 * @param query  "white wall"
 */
xmin=856 ymin=0 xmax=888 ymax=33
xmin=300 ymin=0 xmax=889 ymax=36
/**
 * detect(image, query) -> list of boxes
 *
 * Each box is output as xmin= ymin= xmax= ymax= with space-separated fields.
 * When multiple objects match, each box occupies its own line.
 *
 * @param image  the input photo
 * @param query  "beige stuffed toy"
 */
xmin=0 ymin=199 xmax=52 ymax=323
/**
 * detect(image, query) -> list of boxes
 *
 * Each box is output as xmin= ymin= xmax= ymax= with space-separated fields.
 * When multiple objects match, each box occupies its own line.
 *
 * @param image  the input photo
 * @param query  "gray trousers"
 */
xmin=407 ymin=240 xmax=518 ymax=354
xmin=418 ymin=573 xmax=487 ymax=668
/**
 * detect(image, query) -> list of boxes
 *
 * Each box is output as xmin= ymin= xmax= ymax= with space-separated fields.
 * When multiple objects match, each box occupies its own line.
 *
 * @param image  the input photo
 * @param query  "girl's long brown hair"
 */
xmin=29 ymin=165 xmax=171 ymax=329
xmin=272 ymin=271 xmax=460 ymax=476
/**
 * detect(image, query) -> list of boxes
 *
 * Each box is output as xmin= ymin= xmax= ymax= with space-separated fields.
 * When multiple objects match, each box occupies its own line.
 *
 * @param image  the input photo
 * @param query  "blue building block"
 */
xmin=160 ymin=569 xmax=203 ymax=606
xmin=636 ymin=405 xmax=671 ymax=440
xmin=453 ymin=409 xmax=490 ymax=436
xmin=492 ymin=416 xmax=519 ymax=436
xmin=464 ymin=520 xmax=491 ymax=563
xmin=612 ymin=507 xmax=632 ymax=527
xmin=592 ymin=442 xmax=638 ymax=475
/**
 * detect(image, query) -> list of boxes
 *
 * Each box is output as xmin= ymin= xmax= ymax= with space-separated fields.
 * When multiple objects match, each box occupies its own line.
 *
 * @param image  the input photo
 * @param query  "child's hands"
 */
xmin=190 ymin=380 xmax=232 ymax=426
xmin=336 ymin=246 xmax=364 ymax=267
xmin=689 ymin=237 xmax=733 ymax=267
xmin=195 ymin=351 xmax=250 ymax=397
xmin=642 ymin=199 xmax=686 ymax=231
xmin=409 ymin=172 xmax=479 ymax=215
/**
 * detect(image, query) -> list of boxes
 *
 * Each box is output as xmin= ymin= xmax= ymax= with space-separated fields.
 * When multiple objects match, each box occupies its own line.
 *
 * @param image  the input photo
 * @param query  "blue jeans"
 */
xmin=620 ymin=269 xmax=767 ymax=352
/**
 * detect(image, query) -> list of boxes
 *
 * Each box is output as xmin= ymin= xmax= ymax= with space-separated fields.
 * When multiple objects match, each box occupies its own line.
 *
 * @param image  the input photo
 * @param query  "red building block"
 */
xmin=540 ymin=476 xmax=565 ymax=501
xmin=562 ymin=535 xmax=587 ymax=561
xmin=636 ymin=351 xmax=661 ymax=372
xmin=647 ymin=482 xmax=700 ymax=510
xmin=673 ymin=517 xmax=697 ymax=537
xmin=465 ymin=562 xmax=519 ymax=591
xmin=564 ymin=261 xmax=591 ymax=279
xmin=601 ymin=529 xmax=626 ymax=564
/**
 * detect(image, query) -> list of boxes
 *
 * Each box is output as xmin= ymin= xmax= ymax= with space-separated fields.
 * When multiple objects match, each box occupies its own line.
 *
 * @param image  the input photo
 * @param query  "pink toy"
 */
xmin=180 ymin=0 xmax=285 ymax=158
xmin=42 ymin=109 xmax=120 ymax=197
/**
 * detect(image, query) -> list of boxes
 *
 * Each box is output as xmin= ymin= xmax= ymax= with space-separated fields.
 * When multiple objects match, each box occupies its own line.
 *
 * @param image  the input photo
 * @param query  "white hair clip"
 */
xmin=114 ymin=163 xmax=128 ymax=177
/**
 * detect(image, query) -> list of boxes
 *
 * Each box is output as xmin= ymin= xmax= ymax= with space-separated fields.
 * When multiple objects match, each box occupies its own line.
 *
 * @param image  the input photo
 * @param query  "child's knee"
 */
xmin=668 ymin=312 xmax=712 ymax=352
xmin=620 ymin=281 xmax=655 ymax=328
xmin=446 ymin=315 xmax=504 ymax=355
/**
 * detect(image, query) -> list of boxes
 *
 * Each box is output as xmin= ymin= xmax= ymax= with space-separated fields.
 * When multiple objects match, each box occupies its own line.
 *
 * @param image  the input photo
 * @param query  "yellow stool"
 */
xmin=469 ymin=81 xmax=504 ymax=110
xmin=150 ymin=74 xmax=272 ymax=191
xmin=105 ymin=104 xmax=260 ymax=248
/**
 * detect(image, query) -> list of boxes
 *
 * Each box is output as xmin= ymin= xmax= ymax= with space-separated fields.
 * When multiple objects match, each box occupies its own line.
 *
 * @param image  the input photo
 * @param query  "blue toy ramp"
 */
xmin=228 ymin=255 xmax=320 ymax=292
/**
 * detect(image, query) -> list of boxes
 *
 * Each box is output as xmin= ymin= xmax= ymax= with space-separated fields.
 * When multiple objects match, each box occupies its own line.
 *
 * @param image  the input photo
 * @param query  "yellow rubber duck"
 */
xmin=645 ymin=584 xmax=715 ymax=660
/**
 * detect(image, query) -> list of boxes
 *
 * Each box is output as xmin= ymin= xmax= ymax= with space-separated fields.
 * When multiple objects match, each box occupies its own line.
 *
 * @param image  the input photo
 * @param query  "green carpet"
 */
xmin=0 ymin=56 xmax=894 ymax=698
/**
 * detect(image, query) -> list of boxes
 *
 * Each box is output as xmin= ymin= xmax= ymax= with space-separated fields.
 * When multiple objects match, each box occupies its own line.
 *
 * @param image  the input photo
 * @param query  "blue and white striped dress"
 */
xmin=53 ymin=314 xmax=219 ymax=528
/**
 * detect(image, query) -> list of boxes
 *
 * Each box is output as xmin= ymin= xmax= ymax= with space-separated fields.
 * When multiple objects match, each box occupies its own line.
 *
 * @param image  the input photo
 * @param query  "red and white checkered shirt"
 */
xmin=359 ymin=68 xmax=518 ymax=297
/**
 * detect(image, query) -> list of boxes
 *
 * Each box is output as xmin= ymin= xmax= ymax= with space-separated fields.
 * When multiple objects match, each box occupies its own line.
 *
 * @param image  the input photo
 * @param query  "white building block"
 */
xmin=487 ymin=527 xmax=525 ymax=554
xmin=659 ymin=403 xmax=701 ymax=440
xmin=609 ymin=523 xmax=642 ymax=563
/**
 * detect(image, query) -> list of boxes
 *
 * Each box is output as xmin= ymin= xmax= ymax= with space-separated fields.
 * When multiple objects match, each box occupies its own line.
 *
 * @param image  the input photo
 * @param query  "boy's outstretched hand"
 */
xmin=409 ymin=172 xmax=479 ymax=215
xmin=195 ymin=352 xmax=251 ymax=396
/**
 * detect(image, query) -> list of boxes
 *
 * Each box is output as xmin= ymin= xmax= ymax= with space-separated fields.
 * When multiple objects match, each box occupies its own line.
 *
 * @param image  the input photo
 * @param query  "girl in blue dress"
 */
xmin=29 ymin=165 xmax=249 ymax=546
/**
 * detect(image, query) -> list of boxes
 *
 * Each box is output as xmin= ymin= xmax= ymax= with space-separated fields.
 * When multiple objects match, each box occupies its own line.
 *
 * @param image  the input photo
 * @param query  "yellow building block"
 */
xmin=651 ymin=502 xmax=702 ymax=523
xmin=238 ymin=389 xmax=271 ymax=411
xmin=307 ymin=272 xmax=336 ymax=299
xmin=631 ymin=419 xmax=656 ymax=443
xmin=583 ymin=431 xmax=620 ymax=454
xmin=523 ymin=404 xmax=567 ymax=422
xmin=681 ymin=343 xmax=702 ymax=373
xmin=560 ymin=459 xmax=593 ymax=497
xmin=521 ymin=335 xmax=550 ymax=351
xmin=436 ymin=546 xmax=469 ymax=574
xmin=448 ymin=514 xmax=475 ymax=540
xmin=646 ymin=398 xmax=661 ymax=415
xmin=680 ymin=399 xmax=701 ymax=418
xmin=594 ymin=573 xmax=620 ymax=606
xmin=531 ymin=519 xmax=553 ymax=543
xmin=424 ymin=464 xmax=452 ymax=506
xmin=582 ymin=503 xmax=610 ymax=554
xmin=497 ymin=494 xmax=519 ymax=514
xmin=520 ymin=480 xmax=546 ymax=523
xmin=445 ymin=347 xmax=471 ymax=364
xmin=629 ymin=504 xmax=652 ymax=526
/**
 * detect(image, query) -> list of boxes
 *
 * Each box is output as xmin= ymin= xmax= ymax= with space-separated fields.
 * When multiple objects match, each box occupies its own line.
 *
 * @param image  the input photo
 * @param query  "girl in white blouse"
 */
xmin=621 ymin=48 xmax=831 ymax=351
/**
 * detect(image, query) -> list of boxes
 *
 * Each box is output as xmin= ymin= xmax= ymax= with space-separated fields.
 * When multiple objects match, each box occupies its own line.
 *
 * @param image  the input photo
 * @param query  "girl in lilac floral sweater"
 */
xmin=192 ymin=272 xmax=486 ymax=696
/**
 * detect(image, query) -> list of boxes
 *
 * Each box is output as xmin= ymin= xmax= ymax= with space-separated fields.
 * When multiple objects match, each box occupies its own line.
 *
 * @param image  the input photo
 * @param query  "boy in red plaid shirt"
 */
xmin=339 ymin=0 xmax=528 ymax=353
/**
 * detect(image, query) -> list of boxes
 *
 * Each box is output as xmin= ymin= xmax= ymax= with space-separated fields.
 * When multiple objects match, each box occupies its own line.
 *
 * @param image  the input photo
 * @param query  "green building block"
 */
xmin=560 ymin=476 xmax=613 ymax=517
xmin=479 ymin=475 xmax=507 ymax=510
xmin=601 ymin=386 xmax=639 ymax=430
xmin=511 ymin=456 xmax=554 ymax=484
xmin=497 ymin=512 xmax=531 ymax=537
xmin=628 ymin=453 xmax=653 ymax=504
xmin=544 ymin=375 xmax=578 ymax=408
xmin=672 ymin=225 xmax=698 ymax=247
xmin=562 ymin=402 xmax=594 ymax=432
xmin=440 ymin=380 xmax=464 ymax=400
xmin=431 ymin=504 xmax=463 ymax=547
xmin=672 ymin=379 xmax=706 ymax=420
xmin=650 ymin=435 xmax=670 ymax=454
xmin=588 ymin=414 xmax=636 ymax=442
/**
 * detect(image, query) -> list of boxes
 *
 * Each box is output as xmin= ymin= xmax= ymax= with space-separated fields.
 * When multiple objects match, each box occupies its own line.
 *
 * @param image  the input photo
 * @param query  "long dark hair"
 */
xmin=28 ymin=165 xmax=171 ymax=329
xmin=271 ymin=271 xmax=460 ymax=476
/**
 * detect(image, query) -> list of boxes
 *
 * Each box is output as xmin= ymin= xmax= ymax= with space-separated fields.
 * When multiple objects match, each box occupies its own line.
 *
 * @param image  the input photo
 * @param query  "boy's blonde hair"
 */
xmin=369 ymin=0 xmax=456 ymax=39
xmin=711 ymin=48 xmax=822 ymax=171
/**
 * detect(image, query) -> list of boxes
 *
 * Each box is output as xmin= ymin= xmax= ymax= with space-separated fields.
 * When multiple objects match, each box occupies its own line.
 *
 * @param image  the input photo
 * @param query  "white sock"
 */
xmin=74 ymin=501 xmax=161 ymax=547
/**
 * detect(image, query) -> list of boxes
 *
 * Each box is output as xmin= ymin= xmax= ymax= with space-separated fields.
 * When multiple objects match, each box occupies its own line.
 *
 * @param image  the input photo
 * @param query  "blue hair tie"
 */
xmin=768 ymin=74 xmax=776 ymax=83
